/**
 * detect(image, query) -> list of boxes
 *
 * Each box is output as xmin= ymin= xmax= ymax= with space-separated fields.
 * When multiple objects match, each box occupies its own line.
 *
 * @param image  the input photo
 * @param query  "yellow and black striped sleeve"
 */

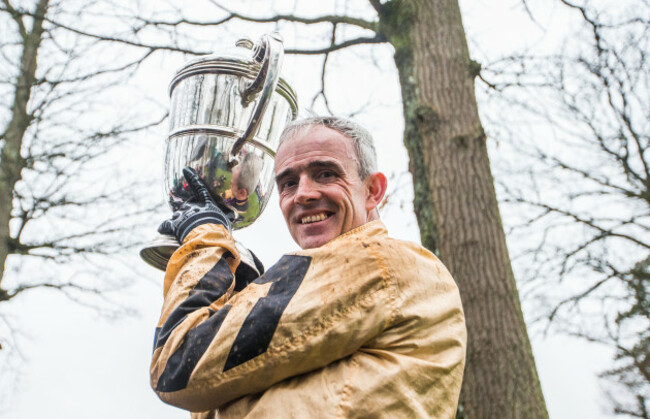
xmin=150 ymin=224 xmax=240 ymax=397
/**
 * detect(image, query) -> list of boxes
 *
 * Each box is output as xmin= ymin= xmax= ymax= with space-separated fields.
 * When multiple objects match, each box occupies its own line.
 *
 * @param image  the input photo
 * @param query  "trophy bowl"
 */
xmin=140 ymin=34 xmax=298 ymax=271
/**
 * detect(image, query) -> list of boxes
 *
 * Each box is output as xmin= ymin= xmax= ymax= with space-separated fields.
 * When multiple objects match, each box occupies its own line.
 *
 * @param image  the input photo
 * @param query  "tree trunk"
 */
xmin=0 ymin=0 xmax=49 ymax=294
xmin=376 ymin=0 xmax=548 ymax=416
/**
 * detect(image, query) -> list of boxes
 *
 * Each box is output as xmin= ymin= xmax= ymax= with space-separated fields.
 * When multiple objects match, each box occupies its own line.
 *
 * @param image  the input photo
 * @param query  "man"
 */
xmin=151 ymin=116 xmax=466 ymax=418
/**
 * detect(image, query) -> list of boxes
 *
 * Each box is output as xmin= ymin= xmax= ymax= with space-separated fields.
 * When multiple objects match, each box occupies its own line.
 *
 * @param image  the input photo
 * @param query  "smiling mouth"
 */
xmin=301 ymin=213 xmax=331 ymax=224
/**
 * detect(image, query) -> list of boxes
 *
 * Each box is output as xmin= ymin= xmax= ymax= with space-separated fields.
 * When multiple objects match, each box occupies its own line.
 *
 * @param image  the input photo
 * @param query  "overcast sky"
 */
xmin=1 ymin=1 xmax=620 ymax=418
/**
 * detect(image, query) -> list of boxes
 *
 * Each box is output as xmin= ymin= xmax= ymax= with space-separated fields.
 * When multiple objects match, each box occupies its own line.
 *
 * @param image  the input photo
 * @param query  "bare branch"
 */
xmin=509 ymin=198 xmax=650 ymax=249
xmin=547 ymin=273 xmax=616 ymax=323
xmin=559 ymin=0 xmax=606 ymax=53
xmin=0 ymin=0 xmax=27 ymax=39
xmin=37 ymin=49 xmax=156 ymax=86
xmin=39 ymin=15 xmax=210 ymax=55
xmin=209 ymin=1 xmax=378 ymax=31
xmin=1 ymin=282 xmax=103 ymax=302
xmin=368 ymin=0 xmax=383 ymax=14
xmin=310 ymin=22 xmax=337 ymax=114
xmin=286 ymin=35 xmax=387 ymax=55
xmin=518 ymin=0 xmax=544 ymax=30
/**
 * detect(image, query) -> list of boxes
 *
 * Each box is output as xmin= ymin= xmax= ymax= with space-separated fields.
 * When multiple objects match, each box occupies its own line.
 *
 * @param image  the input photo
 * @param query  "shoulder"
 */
xmin=352 ymin=223 xmax=454 ymax=287
xmin=372 ymin=235 xmax=466 ymax=349
xmin=349 ymin=224 xmax=462 ymax=316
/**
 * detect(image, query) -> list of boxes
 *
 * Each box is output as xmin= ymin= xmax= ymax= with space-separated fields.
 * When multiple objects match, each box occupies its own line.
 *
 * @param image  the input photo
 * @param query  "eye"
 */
xmin=278 ymin=179 xmax=297 ymax=192
xmin=317 ymin=170 xmax=336 ymax=180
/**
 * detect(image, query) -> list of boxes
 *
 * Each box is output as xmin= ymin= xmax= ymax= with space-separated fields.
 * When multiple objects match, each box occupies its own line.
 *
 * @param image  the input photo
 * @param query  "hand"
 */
xmin=158 ymin=167 xmax=233 ymax=244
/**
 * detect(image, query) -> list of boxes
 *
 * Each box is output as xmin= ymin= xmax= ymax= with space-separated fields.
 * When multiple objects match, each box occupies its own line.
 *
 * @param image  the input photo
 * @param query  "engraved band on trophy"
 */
xmin=140 ymin=33 xmax=299 ymax=271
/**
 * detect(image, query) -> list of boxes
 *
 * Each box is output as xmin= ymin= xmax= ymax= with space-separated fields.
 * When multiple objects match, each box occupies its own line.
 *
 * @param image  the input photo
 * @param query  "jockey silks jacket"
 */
xmin=151 ymin=220 xmax=467 ymax=418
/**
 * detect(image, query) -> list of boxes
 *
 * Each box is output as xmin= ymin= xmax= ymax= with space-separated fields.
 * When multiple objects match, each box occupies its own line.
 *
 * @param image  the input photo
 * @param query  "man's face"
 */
xmin=230 ymin=167 xmax=248 ymax=200
xmin=275 ymin=126 xmax=373 ymax=249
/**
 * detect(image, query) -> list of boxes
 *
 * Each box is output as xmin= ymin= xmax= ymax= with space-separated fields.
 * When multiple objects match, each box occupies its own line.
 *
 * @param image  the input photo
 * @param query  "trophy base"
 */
xmin=139 ymin=234 xmax=262 ymax=277
xmin=140 ymin=234 xmax=179 ymax=271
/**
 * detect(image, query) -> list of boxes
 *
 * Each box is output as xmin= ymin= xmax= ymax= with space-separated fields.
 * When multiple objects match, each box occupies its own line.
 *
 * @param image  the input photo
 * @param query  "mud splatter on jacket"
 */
xmin=151 ymin=220 xmax=466 ymax=418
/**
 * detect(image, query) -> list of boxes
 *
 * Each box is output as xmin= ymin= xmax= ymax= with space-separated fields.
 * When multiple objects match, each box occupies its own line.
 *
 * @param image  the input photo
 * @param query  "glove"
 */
xmin=158 ymin=167 xmax=233 ymax=244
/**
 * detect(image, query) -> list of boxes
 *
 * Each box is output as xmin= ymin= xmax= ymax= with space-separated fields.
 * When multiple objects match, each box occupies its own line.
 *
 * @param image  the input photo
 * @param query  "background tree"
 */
xmin=478 ymin=0 xmax=649 ymax=416
xmin=0 ymin=0 xmax=171 ymax=352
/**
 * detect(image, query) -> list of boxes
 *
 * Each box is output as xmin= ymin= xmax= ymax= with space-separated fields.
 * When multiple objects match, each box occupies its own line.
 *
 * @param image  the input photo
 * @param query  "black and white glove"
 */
xmin=158 ymin=167 xmax=233 ymax=244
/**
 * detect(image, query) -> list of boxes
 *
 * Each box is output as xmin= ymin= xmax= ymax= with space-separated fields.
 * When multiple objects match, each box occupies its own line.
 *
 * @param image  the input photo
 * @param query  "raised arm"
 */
xmin=150 ymin=230 xmax=400 ymax=411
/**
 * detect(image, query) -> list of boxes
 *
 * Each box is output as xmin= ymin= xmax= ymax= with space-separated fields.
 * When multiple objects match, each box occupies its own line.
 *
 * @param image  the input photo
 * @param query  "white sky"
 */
xmin=1 ymin=1 xmax=621 ymax=418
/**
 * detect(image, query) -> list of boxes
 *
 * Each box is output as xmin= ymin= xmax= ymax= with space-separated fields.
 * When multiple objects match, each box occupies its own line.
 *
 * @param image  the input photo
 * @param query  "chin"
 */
xmin=297 ymin=235 xmax=332 ymax=250
xmin=298 ymin=239 xmax=323 ymax=250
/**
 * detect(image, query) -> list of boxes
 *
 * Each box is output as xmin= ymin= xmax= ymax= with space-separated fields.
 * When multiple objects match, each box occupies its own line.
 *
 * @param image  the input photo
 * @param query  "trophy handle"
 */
xmin=230 ymin=33 xmax=285 ymax=163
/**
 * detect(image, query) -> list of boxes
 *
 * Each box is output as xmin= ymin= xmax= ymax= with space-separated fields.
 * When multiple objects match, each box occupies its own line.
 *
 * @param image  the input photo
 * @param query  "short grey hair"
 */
xmin=278 ymin=116 xmax=378 ymax=179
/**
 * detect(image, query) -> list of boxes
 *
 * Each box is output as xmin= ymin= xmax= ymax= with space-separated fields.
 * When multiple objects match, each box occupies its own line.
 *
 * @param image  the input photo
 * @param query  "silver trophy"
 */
xmin=140 ymin=33 xmax=298 ymax=270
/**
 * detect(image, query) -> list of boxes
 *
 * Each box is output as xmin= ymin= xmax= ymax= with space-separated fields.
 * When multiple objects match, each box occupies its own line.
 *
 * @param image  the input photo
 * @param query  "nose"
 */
xmin=294 ymin=175 xmax=321 ymax=205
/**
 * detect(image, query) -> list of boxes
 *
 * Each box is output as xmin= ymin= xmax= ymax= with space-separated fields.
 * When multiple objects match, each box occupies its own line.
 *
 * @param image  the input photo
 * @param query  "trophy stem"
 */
xmin=140 ymin=234 xmax=179 ymax=271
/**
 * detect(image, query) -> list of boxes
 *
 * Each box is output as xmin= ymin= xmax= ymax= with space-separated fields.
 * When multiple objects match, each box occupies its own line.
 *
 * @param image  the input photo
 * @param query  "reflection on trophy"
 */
xmin=140 ymin=33 xmax=298 ymax=271
xmin=222 ymin=152 xmax=264 ymax=215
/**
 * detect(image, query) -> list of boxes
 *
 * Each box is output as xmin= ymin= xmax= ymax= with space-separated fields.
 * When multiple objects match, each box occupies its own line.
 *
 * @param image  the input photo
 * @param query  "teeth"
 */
xmin=301 ymin=213 xmax=328 ymax=224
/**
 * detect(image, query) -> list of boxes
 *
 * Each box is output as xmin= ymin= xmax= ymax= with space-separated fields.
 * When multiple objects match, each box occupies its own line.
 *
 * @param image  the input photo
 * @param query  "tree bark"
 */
xmin=376 ymin=0 xmax=548 ymax=416
xmin=0 ymin=0 xmax=49 ymax=293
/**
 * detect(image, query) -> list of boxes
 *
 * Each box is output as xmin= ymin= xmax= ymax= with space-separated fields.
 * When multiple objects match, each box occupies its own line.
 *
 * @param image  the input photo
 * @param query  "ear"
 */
xmin=365 ymin=172 xmax=387 ymax=214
